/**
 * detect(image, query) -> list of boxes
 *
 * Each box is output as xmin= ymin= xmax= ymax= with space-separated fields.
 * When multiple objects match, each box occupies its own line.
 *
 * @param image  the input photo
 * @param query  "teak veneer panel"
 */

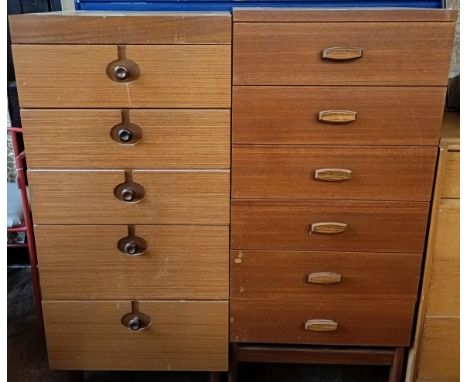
xmin=416 ymin=318 xmax=460 ymax=381
xmin=230 ymin=298 xmax=415 ymax=346
xmin=22 ymin=109 xmax=230 ymax=169
xmin=231 ymin=200 xmax=429 ymax=253
xmin=426 ymin=199 xmax=460 ymax=317
xmin=13 ymin=44 xmax=231 ymax=108
xmin=36 ymin=225 xmax=229 ymax=300
xmin=441 ymin=152 xmax=460 ymax=198
xmin=234 ymin=21 xmax=455 ymax=86
xmin=233 ymin=8 xmax=457 ymax=22
xmin=43 ymin=300 xmax=228 ymax=371
xmin=232 ymin=145 xmax=437 ymax=201
xmin=10 ymin=12 xmax=232 ymax=44
xmin=28 ymin=170 xmax=230 ymax=225
xmin=233 ymin=86 xmax=446 ymax=146
xmin=231 ymin=250 xmax=421 ymax=301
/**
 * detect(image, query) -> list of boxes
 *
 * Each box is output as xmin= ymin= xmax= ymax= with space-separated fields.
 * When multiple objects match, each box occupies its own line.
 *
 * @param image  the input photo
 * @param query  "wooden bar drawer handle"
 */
xmin=314 ymin=168 xmax=352 ymax=182
xmin=307 ymin=272 xmax=342 ymax=284
xmin=304 ymin=319 xmax=338 ymax=332
xmin=321 ymin=47 xmax=363 ymax=61
xmin=318 ymin=110 xmax=357 ymax=124
xmin=310 ymin=222 xmax=347 ymax=234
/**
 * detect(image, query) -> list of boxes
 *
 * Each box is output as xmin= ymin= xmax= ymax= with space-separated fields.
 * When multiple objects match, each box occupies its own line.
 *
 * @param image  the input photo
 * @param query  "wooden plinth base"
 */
xmin=229 ymin=344 xmax=404 ymax=382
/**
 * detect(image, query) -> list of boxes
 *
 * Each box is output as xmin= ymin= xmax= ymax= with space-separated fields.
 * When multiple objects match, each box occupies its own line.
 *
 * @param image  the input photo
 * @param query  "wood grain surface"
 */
xmin=231 ymin=200 xmax=429 ymax=253
xmin=9 ymin=12 xmax=232 ymax=44
xmin=231 ymin=250 xmax=421 ymax=300
xmin=43 ymin=300 xmax=228 ymax=370
xmin=234 ymin=22 xmax=455 ymax=86
xmin=442 ymin=151 xmax=460 ymax=198
xmin=13 ymin=44 xmax=231 ymax=108
xmin=230 ymin=298 xmax=415 ymax=346
xmin=233 ymin=9 xmax=458 ymax=22
xmin=426 ymin=199 xmax=460 ymax=317
xmin=416 ymin=318 xmax=459 ymax=381
xmin=232 ymin=86 xmax=446 ymax=146
xmin=28 ymin=170 xmax=230 ymax=225
xmin=36 ymin=225 xmax=228 ymax=300
xmin=232 ymin=145 xmax=437 ymax=201
xmin=22 ymin=109 xmax=230 ymax=169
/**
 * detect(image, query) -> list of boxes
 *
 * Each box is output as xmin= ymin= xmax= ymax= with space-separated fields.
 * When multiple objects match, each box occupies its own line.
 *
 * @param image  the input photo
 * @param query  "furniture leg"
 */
xmin=389 ymin=347 xmax=404 ymax=382
xmin=208 ymin=371 xmax=220 ymax=382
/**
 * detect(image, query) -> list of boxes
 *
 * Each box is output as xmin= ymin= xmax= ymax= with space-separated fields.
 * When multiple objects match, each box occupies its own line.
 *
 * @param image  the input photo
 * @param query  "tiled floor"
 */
xmin=8 ymin=267 xmax=389 ymax=382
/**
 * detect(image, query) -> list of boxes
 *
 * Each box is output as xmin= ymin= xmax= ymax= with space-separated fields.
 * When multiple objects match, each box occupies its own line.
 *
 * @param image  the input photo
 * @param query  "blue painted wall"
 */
xmin=75 ymin=0 xmax=444 ymax=11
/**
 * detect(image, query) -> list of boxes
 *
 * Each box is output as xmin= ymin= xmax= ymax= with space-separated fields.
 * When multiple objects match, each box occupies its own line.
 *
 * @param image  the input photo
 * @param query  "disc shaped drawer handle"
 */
xmin=118 ymin=235 xmax=148 ymax=256
xmin=321 ymin=47 xmax=363 ymax=61
xmin=318 ymin=110 xmax=357 ymax=124
xmin=106 ymin=59 xmax=140 ymax=83
xmin=121 ymin=311 xmax=151 ymax=332
xmin=310 ymin=222 xmax=347 ymax=235
xmin=118 ymin=128 xmax=133 ymax=142
xmin=114 ymin=65 xmax=129 ymax=80
xmin=110 ymin=122 xmax=143 ymax=145
xmin=307 ymin=272 xmax=342 ymax=284
xmin=114 ymin=182 xmax=145 ymax=203
xmin=314 ymin=169 xmax=352 ymax=182
xmin=304 ymin=319 xmax=338 ymax=332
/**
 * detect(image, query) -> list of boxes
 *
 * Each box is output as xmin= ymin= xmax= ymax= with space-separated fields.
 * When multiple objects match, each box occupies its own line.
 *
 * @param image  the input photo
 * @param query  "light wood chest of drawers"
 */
xmin=10 ymin=12 xmax=231 ymax=372
xmin=230 ymin=8 xmax=456 ymax=381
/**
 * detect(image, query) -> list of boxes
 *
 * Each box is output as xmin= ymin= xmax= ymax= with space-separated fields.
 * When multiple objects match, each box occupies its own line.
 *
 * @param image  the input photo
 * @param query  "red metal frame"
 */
xmin=7 ymin=127 xmax=43 ymax=325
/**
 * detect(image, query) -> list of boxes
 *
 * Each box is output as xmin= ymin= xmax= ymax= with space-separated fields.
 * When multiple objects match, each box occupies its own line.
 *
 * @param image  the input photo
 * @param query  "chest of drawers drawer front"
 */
xmin=36 ymin=225 xmax=228 ymax=300
xmin=232 ymin=146 xmax=437 ymax=201
xmin=230 ymin=299 xmax=415 ymax=346
xmin=9 ymin=13 xmax=231 ymax=45
xmin=43 ymin=300 xmax=228 ymax=370
xmin=233 ymin=87 xmax=446 ymax=146
xmin=231 ymin=200 xmax=429 ymax=253
xmin=28 ymin=170 xmax=230 ymax=225
xmin=231 ymin=250 xmax=421 ymax=301
xmin=22 ymin=109 xmax=230 ymax=169
xmin=234 ymin=22 xmax=455 ymax=86
xmin=13 ymin=44 xmax=231 ymax=108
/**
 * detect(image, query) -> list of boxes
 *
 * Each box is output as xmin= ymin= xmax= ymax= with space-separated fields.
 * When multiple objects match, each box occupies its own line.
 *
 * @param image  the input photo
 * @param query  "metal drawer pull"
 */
xmin=314 ymin=168 xmax=352 ymax=182
xmin=114 ymin=182 xmax=145 ymax=203
xmin=110 ymin=110 xmax=143 ymax=145
xmin=121 ymin=311 xmax=151 ymax=332
xmin=307 ymin=272 xmax=342 ymax=284
xmin=318 ymin=110 xmax=357 ymax=124
xmin=118 ymin=235 xmax=148 ymax=257
xmin=304 ymin=319 xmax=338 ymax=332
xmin=310 ymin=222 xmax=347 ymax=235
xmin=321 ymin=47 xmax=363 ymax=61
xmin=106 ymin=59 xmax=140 ymax=83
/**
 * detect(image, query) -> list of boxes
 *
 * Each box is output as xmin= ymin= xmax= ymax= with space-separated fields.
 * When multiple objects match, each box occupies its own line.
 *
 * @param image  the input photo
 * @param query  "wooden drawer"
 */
xmin=426 ymin=199 xmax=460 ymax=317
xmin=233 ymin=21 xmax=455 ymax=86
xmin=232 ymin=145 xmax=437 ymax=201
xmin=232 ymin=86 xmax=446 ymax=146
xmin=442 ymin=151 xmax=460 ymax=198
xmin=231 ymin=200 xmax=429 ymax=253
xmin=417 ymin=317 xmax=459 ymax=381
xmin=22 ymin=109 xmax=230 ymax=169
xmin=13 ymin=44 xmax=231 ymax=108
xmin=231 ymin=250 xmax=421 ymax=301
xmin=29 ymin=170 xmax=229 ymax=225
xmin=230 ymin=298 xmax=415 ymax=346
xmin=9 ymin=12 xmax=231 ymax=45
xmin=43 ymin=300 xmax=228 ymax=370
xmin=36 ymin=225 xmax=228 ymax=300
